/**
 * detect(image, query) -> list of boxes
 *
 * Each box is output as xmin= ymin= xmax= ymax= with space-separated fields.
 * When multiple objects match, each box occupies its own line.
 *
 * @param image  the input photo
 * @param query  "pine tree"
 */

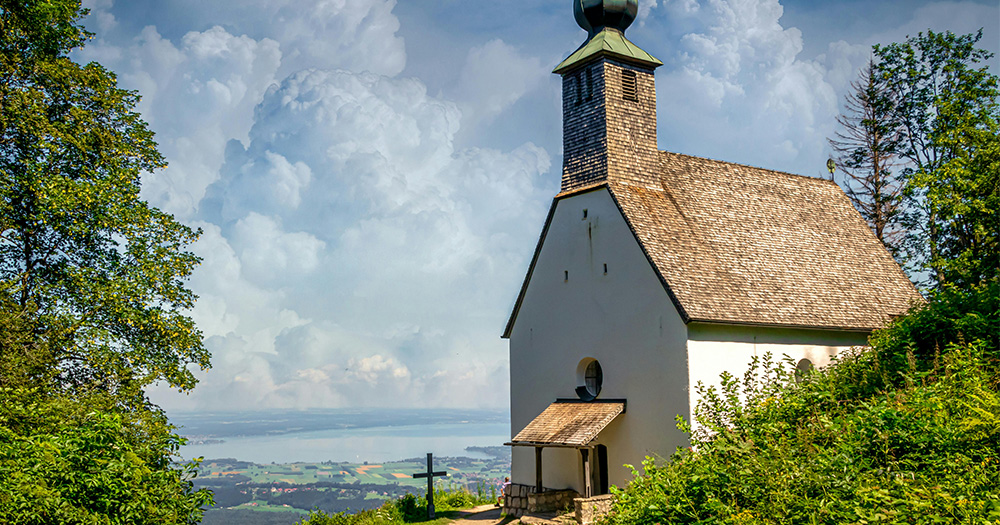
xmin=829 ymin=59 xmax=905 ymax=258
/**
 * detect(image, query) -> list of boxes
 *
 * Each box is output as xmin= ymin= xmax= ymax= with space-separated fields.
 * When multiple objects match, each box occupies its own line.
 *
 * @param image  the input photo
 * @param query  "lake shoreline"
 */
xmin=170 ymin=408 xmax=511 ymax=465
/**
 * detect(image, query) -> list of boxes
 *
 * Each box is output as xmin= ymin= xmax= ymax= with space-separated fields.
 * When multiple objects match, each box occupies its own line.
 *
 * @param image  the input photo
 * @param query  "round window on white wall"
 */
xmin=576 ymin=358 xmax=603 ymax=400
xmin=795 ymin=358 xmax=814 ymax=383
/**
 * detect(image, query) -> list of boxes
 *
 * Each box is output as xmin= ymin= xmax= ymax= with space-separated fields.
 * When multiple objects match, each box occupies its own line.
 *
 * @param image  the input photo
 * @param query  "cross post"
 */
xmin=412 ymin=452 xmax=448 ymax=518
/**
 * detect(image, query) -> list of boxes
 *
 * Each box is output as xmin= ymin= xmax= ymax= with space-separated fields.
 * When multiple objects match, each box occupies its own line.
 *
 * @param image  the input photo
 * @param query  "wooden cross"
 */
xmin=412 ymin=452 xmax=448 ymax=518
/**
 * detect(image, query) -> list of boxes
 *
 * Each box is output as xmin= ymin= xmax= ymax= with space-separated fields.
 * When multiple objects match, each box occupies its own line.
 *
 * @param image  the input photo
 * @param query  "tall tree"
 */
xmin=0 ymin=1 xmax=213 ymax=521
xmin=829 ymin=59 xmax=905 ymax=258
xmin=874 ymin=30 xmax=1000 ymax=289
xmin=0 ymin=0 xmax=209 ymax=401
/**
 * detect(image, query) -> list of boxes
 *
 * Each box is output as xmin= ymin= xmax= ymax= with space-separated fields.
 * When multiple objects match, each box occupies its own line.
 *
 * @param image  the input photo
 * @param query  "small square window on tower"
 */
xmin=621 ymin=69 xmax=638 ymax=102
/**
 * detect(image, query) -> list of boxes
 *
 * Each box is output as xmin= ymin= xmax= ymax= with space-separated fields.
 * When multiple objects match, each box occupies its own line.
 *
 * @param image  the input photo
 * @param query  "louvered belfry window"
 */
xmin=584 ymin=67 xmax=593 ymax=101
xmin=622 ymin=69 xmax=638 ymax=102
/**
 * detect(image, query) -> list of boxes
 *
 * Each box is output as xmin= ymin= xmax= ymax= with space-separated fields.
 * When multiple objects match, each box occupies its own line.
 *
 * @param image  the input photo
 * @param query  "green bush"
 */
xmin=300 ymin=502 xmax=403 ymax=525
xmin=0 ymin=388 xmax=213 ymax=524
xmin=298 ymin=485 xmax=494 ymax=524
xmin=434 ymin=482 xmax=493 ymax=510
xmin=604 ymin=280 xmax=1000 ymax=524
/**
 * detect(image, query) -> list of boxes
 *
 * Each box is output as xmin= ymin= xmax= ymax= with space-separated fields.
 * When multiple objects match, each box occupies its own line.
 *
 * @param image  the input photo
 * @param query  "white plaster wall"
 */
xmin=507 ymin=188 xmax=689 ymax=494
xmin=686 ymin=323 xmax=869 ymax=427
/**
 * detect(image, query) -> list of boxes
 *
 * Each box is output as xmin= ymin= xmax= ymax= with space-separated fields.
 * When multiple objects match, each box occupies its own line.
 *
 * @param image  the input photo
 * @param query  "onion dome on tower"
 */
xmin=554 ymin=0 xmax=661 ymax=74
xmin=575 ymin=0 xmax=637 ymax=36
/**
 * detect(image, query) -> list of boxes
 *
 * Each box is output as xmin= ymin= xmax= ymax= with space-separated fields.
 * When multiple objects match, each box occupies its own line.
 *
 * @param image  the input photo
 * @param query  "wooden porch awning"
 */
xmin=507 ymin=400 xmax=625 ymax=447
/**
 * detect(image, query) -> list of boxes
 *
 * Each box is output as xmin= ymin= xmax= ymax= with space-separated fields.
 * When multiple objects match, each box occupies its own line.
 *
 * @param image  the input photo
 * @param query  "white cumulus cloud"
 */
xmin=655 ymin=0 xmax=839 ymax=176
xmin=453 ymin=39 xmax=549 ymax=132
xmin=165 ymin=65 xmax=550 ymax=410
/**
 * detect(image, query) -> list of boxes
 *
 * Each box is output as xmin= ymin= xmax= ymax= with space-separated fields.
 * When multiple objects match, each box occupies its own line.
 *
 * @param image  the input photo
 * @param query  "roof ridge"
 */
xmin=658 ymin=149 xmax=835 ymax=186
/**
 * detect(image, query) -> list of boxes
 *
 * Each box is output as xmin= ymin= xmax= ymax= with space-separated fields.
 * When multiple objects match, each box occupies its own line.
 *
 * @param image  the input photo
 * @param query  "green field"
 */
xmin=198 ymin=454 xmax=509 ymax=490
xmin=195 ymin=450 xmax=511 ymax=523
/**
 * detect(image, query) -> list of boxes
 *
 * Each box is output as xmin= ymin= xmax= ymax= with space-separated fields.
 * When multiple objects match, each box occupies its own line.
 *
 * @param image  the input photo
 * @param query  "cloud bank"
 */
xmin=76 ymin=0 xmax=997 ymax=410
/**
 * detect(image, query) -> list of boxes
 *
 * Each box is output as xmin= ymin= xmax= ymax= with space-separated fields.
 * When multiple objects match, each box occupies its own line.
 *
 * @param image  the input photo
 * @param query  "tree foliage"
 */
xmin=0 ymin=386 xmax=213 ymax=524
xmin=0 ymin=0 xmax=209 ymax=400
xmin=0 ymin=1 xmax=213 ymax=522
xmin=829 ymin=30 xmax=998 ymax=290
xmin=876 ymin=30 xmax=998 ymax=289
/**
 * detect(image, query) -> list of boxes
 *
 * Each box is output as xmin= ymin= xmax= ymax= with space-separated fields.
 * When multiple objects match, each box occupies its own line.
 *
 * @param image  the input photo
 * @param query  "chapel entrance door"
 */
xmin=596 ymin=444 xmax=609 ymax=494
xmin=587 ymin=445 xmax=610 ymax=495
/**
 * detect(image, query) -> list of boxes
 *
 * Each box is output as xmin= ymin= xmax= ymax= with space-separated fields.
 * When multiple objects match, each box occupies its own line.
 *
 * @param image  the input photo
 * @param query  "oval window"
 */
xmin=585 ymin=360 xmax=603 ymax=397
xmin=794 ymin=358 xmax=813 ymax=383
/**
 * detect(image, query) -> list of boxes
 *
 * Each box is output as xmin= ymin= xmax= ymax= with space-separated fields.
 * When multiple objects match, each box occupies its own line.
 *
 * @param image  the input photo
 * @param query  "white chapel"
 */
xmin=501 ymin=0 xmax=922 ymax=514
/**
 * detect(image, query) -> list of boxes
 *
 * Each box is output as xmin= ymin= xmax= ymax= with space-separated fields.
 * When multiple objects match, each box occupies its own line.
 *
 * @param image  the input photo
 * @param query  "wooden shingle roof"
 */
xmin=503 ymin=151 xmax=923 ymax=336
xmin=508 ymin=401 xmax=625 ymax=447
xmin=608 ymin=151 xmax=922 ymax=330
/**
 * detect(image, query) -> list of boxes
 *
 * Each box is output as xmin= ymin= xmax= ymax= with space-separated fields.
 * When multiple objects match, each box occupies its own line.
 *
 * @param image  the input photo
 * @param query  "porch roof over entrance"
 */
xmin=507 ymin=400 xmax=625 ymax=447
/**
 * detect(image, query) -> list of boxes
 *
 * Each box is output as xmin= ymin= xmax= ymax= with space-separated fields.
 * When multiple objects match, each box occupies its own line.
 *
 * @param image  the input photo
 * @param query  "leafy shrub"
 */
xmin=426 ymin=483 xmax=495 ymax=513
xmin=604 ymin=280 xmax=1000 ymax=524
xmin=300 ymin=501 xmax=404 ymax=525
xmin=0 ymin=388 xmax=213 ymax=524
xmin=298 ymin=485 xmax=492 ymax=524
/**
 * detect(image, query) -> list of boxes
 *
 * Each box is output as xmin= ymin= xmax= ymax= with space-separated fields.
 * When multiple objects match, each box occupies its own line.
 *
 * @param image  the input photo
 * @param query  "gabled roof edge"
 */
xmin=502 ymin=198 xmax=560 ymax=339
xmin=502 ymin=185 xmax=612 ymax=339
xmin=605 ymin=186 xmax=693 ymax=324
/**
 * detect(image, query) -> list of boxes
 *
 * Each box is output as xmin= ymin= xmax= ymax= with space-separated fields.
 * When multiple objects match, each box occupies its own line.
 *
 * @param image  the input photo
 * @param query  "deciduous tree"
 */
xmin=0 ymin=1 xmax=213 ymax=522
xmin=0 ymin=0 xmax=209 ymax=401
xmin=874 ymin=30 xmax=999 ymax=289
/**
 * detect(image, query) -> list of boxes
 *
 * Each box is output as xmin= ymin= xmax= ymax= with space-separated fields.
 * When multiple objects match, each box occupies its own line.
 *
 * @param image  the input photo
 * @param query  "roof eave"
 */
xmin=686 ymin=318 xmax=880 ymax=334
xmin=552 ymin=29 xmax=662 ymax=75
xmin=505 ymin=441 xmax=587 ymax=448
xmin=502 ymin=198 xmax=559 ymax=339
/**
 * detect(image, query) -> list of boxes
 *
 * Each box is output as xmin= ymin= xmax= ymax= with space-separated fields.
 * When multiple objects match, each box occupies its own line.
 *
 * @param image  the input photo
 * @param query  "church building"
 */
xmin=502 ymin=0 xmax=922 ymax=515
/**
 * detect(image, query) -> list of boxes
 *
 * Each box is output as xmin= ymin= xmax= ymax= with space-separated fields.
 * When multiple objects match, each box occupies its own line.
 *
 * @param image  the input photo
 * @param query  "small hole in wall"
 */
xmin=582 ymin=209 xmax=588 ymax=219
xmin=564 ymin=270 xmax=569 ymax=282
xmin=603 ymin=263 xmax=608 ymax=274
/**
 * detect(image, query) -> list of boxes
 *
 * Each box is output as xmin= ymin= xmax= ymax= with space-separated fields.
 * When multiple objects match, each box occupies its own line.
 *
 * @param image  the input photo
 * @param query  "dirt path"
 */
xmin=447 ymin=505 xmax=570 ymax=525
xmin=448 ymin=505 xmax=515 ymax=524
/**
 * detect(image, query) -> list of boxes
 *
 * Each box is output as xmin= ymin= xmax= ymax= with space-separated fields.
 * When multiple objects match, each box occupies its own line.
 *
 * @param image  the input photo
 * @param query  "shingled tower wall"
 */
xmin=561 ymin=58 xmax=658 ymax=192
xmin=561 ymin=60 xmax=607 ymax=191
xmin=603 ymin=59 xmax=658 ymax=187
xmin=556 ymin=0 xmax=661 ymax=192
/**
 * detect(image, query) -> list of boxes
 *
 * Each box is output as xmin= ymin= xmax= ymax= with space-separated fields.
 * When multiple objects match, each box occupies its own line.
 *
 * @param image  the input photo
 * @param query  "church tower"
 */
xmin=554 ymin=0 xmax=662 ymax=192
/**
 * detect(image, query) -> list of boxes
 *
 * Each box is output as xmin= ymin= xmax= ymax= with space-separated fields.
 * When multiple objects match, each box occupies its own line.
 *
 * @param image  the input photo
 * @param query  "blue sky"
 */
xmin=76 ymin=0 xmax=998 ymax=412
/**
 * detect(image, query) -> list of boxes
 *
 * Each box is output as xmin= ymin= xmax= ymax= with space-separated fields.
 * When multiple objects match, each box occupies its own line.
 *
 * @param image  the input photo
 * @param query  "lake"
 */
xmin=170 ymin=408 xmax=511 ymax=464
